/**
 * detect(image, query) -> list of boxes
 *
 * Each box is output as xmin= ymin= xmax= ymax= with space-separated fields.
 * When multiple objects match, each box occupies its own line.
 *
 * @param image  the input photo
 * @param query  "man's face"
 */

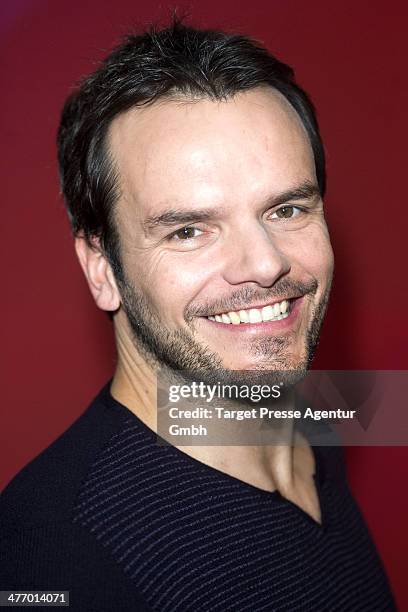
xmin=108 ymin=87 xmax=334 ymax=378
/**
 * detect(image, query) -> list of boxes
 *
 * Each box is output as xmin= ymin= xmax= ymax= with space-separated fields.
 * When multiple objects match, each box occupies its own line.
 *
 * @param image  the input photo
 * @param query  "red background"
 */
xmin=1 ymin=0 xmax=407 ymax=607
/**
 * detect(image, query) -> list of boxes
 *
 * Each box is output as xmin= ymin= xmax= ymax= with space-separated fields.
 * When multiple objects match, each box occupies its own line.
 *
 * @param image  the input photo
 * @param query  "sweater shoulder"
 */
xmin=0 ymin=520 xmax=150 ymax=611
xmin=0 ymin=384 xmax=125 ymax=534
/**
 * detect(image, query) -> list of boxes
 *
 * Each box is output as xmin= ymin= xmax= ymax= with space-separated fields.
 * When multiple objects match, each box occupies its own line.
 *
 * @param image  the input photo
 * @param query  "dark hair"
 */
xmin=57 ymin=18 xmax=326 ymax=270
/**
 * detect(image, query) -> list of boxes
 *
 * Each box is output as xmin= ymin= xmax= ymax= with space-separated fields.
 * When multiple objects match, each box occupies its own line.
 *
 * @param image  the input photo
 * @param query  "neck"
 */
xmin=110 ymin=313 xmax=157 ymax=431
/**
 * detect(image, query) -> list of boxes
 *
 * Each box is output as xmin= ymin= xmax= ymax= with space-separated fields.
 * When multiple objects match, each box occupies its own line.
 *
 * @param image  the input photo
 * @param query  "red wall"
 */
xmin=1 ymin=0 xmax=407 ymax=607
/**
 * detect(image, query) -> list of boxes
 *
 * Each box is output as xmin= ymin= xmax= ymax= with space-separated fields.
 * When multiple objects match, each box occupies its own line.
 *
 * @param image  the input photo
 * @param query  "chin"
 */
xmin=221 ymin=345 xmax=308 ymax=371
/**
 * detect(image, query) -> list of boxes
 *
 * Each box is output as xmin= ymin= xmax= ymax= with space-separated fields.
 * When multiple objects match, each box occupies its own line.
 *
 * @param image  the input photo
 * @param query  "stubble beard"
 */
xmin=114 ymin=272 xmax=332 ymax=389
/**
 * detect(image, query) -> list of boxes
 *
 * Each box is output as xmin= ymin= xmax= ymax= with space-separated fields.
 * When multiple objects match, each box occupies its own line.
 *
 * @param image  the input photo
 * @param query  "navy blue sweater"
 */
xmin=0 ymin=384 xmax=396 ymax=611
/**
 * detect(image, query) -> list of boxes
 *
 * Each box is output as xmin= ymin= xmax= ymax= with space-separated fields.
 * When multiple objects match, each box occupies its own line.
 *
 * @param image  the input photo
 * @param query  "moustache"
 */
xmin=185 ymin=278 xmax=318 ymax=320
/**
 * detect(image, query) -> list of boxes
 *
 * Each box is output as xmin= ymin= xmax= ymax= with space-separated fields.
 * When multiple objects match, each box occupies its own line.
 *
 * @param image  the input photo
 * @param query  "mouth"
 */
xmin=206 ymin=298 xmax=297 ymax=325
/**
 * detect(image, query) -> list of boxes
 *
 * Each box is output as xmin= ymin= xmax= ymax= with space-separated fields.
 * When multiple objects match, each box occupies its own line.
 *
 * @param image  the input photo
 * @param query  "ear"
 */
xmin=75 ymin=235 xmax=121 ymax=312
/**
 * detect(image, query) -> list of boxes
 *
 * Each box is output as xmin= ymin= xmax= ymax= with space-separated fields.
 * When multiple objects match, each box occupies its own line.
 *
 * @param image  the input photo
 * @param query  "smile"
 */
xmin=207 ymin=299 xmax=291 ymax=325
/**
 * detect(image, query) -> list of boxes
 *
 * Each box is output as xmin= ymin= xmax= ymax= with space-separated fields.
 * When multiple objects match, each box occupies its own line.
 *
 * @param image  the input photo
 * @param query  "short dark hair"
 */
xmin=57 ymin=18 xmax=326 ymax=270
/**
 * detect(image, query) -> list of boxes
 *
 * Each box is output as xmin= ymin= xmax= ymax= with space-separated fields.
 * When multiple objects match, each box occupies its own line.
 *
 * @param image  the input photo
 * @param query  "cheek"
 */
xmin=134 ymin=253 xmax=213 ymax=320
xmin=279 ymin=224 xmax=334 ymax=281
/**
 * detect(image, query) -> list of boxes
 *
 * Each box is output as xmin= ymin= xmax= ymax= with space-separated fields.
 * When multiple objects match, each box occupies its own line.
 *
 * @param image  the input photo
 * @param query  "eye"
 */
xmin=270 ymin=205 xmax=302 ymax=219
xmin=169 ymin=226 xmax=203 ymax=241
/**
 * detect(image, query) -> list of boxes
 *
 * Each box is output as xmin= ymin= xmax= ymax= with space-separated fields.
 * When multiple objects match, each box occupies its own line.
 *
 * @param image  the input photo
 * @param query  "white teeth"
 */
xmin=239 ymin=310 xmax=249 ymax=323
xmin=261 ymin=305 xmax=274 ymax=321
xmin=249 ymin=309 xmax=262 ymax=323
xmin=209 ymin=299 xmax=291 ymax=324
xmin=228 ymin=311 xmax=241 ymax=325
xmin=280 ymin=300 xmax=288 ymax=314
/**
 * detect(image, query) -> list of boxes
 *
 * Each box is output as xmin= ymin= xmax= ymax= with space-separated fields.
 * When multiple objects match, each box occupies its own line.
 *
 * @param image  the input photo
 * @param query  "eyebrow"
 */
xmin=142 ymin=180 xmax=320 ymax=234
xmin=273 ymin=181 xmax=320 ymax=206
xmin=142 ymin=208 xmax=224 ymax=233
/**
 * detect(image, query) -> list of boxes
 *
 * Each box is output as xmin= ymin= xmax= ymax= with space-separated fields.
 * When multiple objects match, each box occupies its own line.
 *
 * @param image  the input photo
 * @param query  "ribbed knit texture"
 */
xmin=70 ymin=386 xmax=395 ymax=611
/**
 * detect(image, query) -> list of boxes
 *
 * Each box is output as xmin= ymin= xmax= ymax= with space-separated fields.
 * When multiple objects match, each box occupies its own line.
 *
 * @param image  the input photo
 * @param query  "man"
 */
xmin=0 ymin=20 xmax=395 ymax=611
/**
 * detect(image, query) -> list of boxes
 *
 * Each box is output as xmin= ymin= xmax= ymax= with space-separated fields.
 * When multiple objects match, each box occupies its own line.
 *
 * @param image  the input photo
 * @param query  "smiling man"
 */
xmin=0 ymin=20 xmax=395 ymax=611
xmin=104 ymin=89 xmax=332 ymax=378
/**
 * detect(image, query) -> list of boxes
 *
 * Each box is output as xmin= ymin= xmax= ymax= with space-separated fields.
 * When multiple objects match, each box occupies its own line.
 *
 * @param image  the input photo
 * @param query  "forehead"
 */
xmin=108 ymin=87 xmax=316 ymax=218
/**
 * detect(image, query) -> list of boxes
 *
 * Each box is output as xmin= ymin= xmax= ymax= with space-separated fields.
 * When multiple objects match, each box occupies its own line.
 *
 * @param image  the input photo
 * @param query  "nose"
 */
xmin=221 ymin=222 xmax=291 ymax=287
